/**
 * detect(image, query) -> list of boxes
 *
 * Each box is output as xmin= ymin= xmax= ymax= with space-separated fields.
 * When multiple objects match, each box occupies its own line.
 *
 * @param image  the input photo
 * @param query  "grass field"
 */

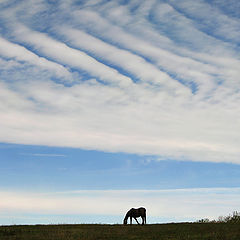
xmin=1 ymin=222 xmax=240 ymax=240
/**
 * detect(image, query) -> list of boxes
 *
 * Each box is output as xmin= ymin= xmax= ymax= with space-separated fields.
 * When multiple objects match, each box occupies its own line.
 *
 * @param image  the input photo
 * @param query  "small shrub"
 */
xmin=197 ymin=211 xmax=240 ymax=224
xmin=197 ymin=218 xmax=210 ymax=223
xmin=218 ymin=211 xmax=240 ymax=223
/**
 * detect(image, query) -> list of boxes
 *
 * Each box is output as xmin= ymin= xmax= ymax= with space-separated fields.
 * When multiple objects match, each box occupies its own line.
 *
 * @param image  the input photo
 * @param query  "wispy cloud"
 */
xmin=0 ymin=0 xmax=239 ymax=163
xmin=1 ymin=188 xmax=240 ymax=223
xmin=20 ymin=153 xmax=66 ymax=157
xmin=0 ymin=37 xmax=71 ymax=79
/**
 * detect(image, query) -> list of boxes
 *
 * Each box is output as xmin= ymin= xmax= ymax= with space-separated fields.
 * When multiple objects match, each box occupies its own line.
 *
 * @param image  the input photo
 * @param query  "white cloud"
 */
xmin=1 ymin=188 xmax=240 ymax=223
xmin=167 ymin=0 xmax=240 ymax=44
xmin=57 ymin=26 xmax=183 ymax=91
xmin=70 ymin=8 xmax=240 ymax=97
xmin=11 ymin=24 xmax=133 ymax=88
xmin=20 ymin=153 xmax=66 ymax=157
xmin=0 ymin=0 xmax=239 ymax=163
xmin=0 ymin=37 xmax=71 ymax=79
xmin=1 ymin=77 xmax=239 ymax=163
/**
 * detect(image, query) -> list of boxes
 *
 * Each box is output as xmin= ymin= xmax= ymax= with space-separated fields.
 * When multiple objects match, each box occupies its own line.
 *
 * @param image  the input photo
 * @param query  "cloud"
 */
xmin=167 ymin=0 xmax=240 ymax=44
xmin=0 ymin=0 xmax=239 ymax=163
xmin=20 ymin=153 xmax=66 ymax=157
xmin=0 ymin=37 xmax=71 ymax=79
xmin=1 ymin=188 xmax=240 ymax=223
xmin=57 ymin=26 xmax=183 ymax=90
xmin=11 ymin=24 xmax=133 ymax=88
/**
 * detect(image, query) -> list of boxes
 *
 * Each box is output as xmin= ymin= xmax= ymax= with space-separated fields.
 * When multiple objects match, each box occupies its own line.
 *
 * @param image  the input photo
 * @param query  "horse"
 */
xmin=123 ymin=207 xmax=146 ymax=225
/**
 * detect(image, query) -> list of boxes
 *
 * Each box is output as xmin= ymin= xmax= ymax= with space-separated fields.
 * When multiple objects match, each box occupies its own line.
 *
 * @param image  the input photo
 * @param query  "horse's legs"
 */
xmin=130 ymin=217 xmax=132 ymax=225
xmin=144 ymin=216 xmax=146 ymax=224
xmin=142 ymin=215 xmax=146 ymax=224
xmin=134 ymin=217 xmax=140 ymax=224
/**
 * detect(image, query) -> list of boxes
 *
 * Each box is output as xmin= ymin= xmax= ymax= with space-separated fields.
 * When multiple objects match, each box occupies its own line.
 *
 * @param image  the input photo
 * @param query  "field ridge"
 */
xmin=1 ymin=222 xmax=240 ymax=240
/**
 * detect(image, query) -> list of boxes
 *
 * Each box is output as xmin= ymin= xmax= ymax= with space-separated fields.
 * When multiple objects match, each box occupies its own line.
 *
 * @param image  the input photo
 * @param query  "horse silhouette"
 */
xmin=123 ymin=207 xmax=146 ymax=225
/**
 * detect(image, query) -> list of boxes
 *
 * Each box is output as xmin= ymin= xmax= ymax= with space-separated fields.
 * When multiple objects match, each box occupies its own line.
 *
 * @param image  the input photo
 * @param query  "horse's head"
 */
xmin=123 ymin=209 xmax=132 ymax=224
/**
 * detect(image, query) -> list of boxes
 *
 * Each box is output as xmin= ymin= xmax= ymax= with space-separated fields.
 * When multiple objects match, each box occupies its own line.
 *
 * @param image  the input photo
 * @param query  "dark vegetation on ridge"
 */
xmin=1 ymin=212 xmax=240 ymax=240
xmin=1 ymin=222 xmax=240 ymax=240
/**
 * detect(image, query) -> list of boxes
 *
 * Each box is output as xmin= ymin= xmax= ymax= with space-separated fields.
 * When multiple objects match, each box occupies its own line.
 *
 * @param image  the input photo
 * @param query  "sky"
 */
xmin=0 ymin=0 xmax=240 ymax=225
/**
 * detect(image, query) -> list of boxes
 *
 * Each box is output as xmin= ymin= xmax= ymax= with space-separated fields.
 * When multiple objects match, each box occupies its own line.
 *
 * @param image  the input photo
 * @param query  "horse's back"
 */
xmin=139 ymin=207 xmax=146 ymax=215
xmin=132 ymin=207 xmax=145 ymax=211
xmin=131 ymin=207 xmax=146 ymax=217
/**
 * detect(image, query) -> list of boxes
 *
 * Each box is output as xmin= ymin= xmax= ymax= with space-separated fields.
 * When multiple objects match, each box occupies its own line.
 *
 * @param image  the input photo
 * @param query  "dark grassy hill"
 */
xmin=1 ymin=222 xmax=240 ymax=240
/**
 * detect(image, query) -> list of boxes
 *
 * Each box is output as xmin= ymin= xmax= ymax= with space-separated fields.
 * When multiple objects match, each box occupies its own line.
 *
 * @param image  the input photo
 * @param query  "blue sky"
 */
xmin=0 ymin=0 xmax=240 ymax=224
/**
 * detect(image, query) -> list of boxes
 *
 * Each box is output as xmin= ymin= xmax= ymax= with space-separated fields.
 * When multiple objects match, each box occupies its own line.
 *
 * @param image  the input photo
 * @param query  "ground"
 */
xmin=1 ymin=222 xmax=240 ymax=240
